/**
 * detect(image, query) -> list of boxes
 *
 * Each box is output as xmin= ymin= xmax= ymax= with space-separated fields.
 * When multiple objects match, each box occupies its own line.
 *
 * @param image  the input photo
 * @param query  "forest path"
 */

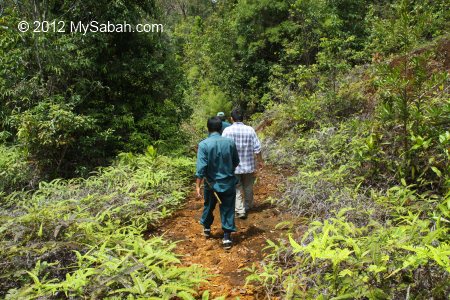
xmin=153 ymin=165 xmax=295 ymax=299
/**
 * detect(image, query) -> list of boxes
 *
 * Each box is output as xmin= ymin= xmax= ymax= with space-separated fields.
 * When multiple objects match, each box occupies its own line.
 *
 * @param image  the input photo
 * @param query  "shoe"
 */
xmin=236 ymin=212 xmax=247 ymax=219
xmin=203 ymin=228 xmax=211 ymax=238
xmin=222 ymin=232 xmax=232 ymax=249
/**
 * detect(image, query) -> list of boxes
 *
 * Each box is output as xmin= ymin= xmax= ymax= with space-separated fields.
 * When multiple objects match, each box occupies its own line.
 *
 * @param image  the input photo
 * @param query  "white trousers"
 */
xmin=235 ymin=173 xmax=255 ymax=214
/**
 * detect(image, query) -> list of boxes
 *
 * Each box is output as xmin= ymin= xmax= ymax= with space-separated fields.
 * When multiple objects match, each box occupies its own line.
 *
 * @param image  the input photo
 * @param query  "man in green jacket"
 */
xmin=217 ymin=111 xmax=231 ymax=134
xmin=195 ymin=116 xmax=240 ymax=249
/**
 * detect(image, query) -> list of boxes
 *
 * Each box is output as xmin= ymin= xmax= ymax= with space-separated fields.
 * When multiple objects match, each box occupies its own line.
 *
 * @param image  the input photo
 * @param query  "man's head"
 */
xmin=207 ymin=116 xmax=222 ymax=133
xmin=230 ymin=108 xmax=244 ymax=122
xmin=217 ymin=111 xmax=226 ymax=121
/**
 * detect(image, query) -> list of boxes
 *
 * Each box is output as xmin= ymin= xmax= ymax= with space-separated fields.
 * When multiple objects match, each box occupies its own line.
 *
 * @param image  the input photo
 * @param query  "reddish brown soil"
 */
xmin=154 ymin=166 xmax=296 ymax=299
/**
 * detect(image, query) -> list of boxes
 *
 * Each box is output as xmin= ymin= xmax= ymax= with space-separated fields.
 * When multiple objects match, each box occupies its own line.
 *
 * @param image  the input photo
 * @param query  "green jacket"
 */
xmin=220 ymin=121 xmax=231 ymax=134
xmin=195 ymin=132 xmax=240 ymax=192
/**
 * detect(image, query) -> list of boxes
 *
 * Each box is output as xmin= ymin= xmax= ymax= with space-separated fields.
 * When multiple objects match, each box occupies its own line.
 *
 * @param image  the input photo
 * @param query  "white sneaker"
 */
xmin=236 ymin=212 xmax=247 ymax=219
xmin=222 ymin=233 xmax=232 ymax=249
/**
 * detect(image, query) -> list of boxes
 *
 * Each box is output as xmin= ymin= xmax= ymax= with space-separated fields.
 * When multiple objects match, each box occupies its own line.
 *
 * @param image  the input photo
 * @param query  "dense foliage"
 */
xmin=0 ymin=145 xmax=35 ymax=194
xmin=0 ymin=0 xmax=189 ymax=179
xmin=1 ymin=0 xmax=449 ymax=298
xmin=175 ymin=0 xmax=448 ymax=116
xmin=242 ymin=2 xmax=449 ymax=298
xmin=0 ymin=148 xmax=207 ymax=298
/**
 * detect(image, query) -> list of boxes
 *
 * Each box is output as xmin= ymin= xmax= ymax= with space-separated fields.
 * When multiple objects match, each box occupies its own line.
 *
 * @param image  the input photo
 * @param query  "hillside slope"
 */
xmin=247 ymin=37 xmax=449 ymax=299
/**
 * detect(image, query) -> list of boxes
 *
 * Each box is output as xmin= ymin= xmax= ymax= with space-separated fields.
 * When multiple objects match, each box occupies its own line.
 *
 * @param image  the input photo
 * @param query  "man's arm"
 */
xmin=252 ymin=129 xmax=264 ymax=170
xmin=255 ymin=152 xmax=264 ymax=170
xmin=231 ymin=141 xmax=240 ymax=169
xmin=196 ymin=178 xmax=204 ymax=198
xmin=195 ymin=143 xmax=208 ymax=198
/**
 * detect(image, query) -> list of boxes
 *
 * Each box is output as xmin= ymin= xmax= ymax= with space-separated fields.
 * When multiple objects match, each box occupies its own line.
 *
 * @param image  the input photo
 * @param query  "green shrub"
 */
xmin=370 ymin=51 xmax=449 ymax=191
xmin=0 ymin=1 xmax=190 ymax=178
xmin=248 ymin=187 xmax=449 ymax=299
xmin=0 ymin=149 xmax=203 ymax=298
xmin=256 ymin=27 xmax=449 ymax=300
xmin=0 ymin=145 xmax=34 ymax=194
xmin=365 ymin=0 xmax=449 ymax=56
xmin=5 ymin=234 xmax=205 ymax=299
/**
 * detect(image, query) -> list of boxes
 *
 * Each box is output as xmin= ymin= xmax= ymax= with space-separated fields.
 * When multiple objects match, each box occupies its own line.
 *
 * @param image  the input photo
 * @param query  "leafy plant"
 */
xmin=0 ymin=152 xmax=202 ymax=298
xmin=0 ymin=145 xmax=34 ymax=194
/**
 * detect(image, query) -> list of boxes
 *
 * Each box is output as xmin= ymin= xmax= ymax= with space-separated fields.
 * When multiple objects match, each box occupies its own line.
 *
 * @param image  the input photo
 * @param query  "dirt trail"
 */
xmin=153 ymin=166 xmax=295 ymax=299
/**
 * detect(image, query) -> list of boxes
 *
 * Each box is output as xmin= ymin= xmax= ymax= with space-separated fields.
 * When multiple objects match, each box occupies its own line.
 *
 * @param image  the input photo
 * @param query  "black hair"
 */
xmin=231 ymin=108 xmax=243 ymax=122
xmin=207 ymin=116 xmax=222 ymax=133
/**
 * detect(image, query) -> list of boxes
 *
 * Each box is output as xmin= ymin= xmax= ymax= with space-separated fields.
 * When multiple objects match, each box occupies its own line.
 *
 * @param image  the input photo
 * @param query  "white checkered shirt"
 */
xmin=222 ymin=122 xmax=261 ymax=174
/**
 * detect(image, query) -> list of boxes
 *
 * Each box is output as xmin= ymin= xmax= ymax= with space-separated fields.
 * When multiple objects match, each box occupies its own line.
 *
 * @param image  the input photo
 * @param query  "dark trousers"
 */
xmin=200 ymin=187 xmax=236 ymax=232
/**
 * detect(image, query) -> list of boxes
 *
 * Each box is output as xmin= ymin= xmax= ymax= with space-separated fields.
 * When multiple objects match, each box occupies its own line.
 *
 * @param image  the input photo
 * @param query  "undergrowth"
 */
xmin=0 ymin=147 xmax=207 ymax=299
xmin=248 ymin=189 xmax=449 ymax=299
xmin=0 ymin=145 xmax=35 ymax=195
xmin=249 ymin=37 xmax=450 ymax=299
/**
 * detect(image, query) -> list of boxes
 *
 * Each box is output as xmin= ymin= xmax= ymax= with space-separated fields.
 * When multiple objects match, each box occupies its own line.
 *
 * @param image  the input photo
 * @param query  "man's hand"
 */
xmin=258 ymin=159 xmax=264 ymax=170
xmin=195 ymin=178 xmax=203 ymax=198
xmin=256 ymin=152 xmax=264 ymax=171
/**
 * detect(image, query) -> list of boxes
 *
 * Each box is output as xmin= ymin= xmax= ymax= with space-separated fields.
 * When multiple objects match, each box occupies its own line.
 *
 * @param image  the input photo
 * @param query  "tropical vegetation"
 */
xmin=1 ymin=0 xmax=449 ymax=298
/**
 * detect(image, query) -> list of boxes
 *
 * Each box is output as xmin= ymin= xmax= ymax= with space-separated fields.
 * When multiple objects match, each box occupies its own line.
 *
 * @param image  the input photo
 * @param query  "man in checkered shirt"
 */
xmin=222 ymin=108 xmax=263 ymax=219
